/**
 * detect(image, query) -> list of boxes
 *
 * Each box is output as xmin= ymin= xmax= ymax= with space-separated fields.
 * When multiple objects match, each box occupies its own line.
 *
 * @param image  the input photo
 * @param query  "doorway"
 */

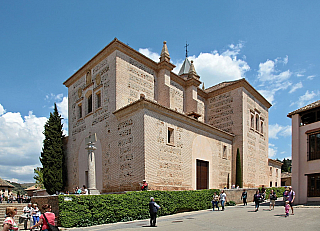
xmin=196 ymin=159 xmax=209 ymax=190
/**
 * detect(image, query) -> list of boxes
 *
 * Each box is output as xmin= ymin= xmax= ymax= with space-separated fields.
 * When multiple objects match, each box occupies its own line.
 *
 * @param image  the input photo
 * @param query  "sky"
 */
xmin=1 ymin=1 xmax=319 ymax=183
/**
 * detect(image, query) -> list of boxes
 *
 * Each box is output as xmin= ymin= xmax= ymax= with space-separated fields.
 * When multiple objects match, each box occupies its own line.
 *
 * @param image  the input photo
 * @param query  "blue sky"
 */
xmin=1 ymin=1 xmax=319 ymax=183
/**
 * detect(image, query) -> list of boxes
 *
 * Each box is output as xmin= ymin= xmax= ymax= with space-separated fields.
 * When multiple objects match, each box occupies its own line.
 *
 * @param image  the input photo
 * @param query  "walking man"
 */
xmin=287 ymin=186 xmax=296 ymax=215
xmin=241 ymin=189 xmax=247 ymax=206
xmin=220 ymin=190 xmax=227 ymax=211
xmin=149 ymin=197 xmax=160 ymax=227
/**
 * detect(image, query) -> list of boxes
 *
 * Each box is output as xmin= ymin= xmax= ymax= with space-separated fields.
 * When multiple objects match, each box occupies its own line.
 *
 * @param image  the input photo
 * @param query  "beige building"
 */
xmin=0 ymin=178 xmax=14 ymax=197
xmin=268 ymin=159 xmax=282 ymax=187
xmin=288 ymin=99 xmax=320 ymax=204
xmin=63 ymin=38 xmax=271 ymax=193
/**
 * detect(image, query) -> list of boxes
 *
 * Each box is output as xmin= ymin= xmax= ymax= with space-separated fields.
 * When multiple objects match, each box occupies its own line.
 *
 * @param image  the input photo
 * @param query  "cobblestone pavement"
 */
xmin=65 ymin=201 xmax=320 ymax=231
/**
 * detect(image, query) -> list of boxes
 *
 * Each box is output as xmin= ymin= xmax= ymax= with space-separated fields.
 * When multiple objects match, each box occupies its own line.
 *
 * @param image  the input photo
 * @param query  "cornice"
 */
xmin=206 ymin=79 xmax=272 ymax=109
xmin=64 ymin=38 xmax=160 ymax=88
xmin=113 ymin=98 xmax=234 ymax=141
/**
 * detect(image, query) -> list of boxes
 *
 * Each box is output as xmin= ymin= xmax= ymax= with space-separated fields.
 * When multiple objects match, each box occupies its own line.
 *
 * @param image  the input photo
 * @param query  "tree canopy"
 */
xmin=40 ymin=103 xmax=65 ymax=194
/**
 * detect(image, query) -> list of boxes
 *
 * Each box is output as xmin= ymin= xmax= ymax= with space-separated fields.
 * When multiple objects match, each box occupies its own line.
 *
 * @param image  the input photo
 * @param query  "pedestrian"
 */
xmin=23 ymin=202 xmax=33 ymax=230
xmin=287 ymin=186 xmax=295 ymax=215
xmin=2 ymin=206 xmax=19 ymax=231
xmin=283 ymin=187 xmax=288 ymax=206
xmin=220 ymin=190 xmax=227 ymax=211
xmin=30 ymin=204 xmax=57 ymax=231
xmin=149 ymin=197 xmax=160 ymax=227
xmin=241 ymin=189 xmax=247 ymax=206
xmin=212 ymin=192 xmax=219 ymax=211
xmin=269 ymin=189 xmax=277 ymax=210
xmin=141 ymin=180 xmax=148 ymax=191
xmin=261 ymin=186 xmax=266 ymax=202
xmin=32 ymin=204 xmax=41 ymax=227
xmin=285 ymin=200 xmax=290 ymax=217
xmin=82 ymin=185 xmax=88 ymax=195
xmin=253 ymin=190 xmax=261 ymax=212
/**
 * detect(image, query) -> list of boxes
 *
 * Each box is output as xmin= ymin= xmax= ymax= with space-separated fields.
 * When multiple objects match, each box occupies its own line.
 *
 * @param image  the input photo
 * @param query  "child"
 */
xmin=285 ymin=200 xmax=290 ymax=217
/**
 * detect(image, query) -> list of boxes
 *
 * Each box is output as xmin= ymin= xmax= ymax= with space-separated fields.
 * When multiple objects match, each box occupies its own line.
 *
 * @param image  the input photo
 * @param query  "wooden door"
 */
xmin=197 ymin=159 xmax=209 ymax=190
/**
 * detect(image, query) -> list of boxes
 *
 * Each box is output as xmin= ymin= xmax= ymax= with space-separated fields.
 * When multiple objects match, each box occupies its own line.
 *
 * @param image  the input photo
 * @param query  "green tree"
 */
xmin=33 ymin=167 xmax=45 ymax=189
xmin=281 ymin=158 xmax=292 ymax=173
xmin=40 ymin=103 xmax=65 ymax=195
xmin=236 ymin=148 xmax=243 ymax=188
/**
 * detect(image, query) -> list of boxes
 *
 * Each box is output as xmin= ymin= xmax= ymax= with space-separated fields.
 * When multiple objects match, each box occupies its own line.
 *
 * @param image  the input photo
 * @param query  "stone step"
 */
xmin=0 ymin=203 xmax=32 ymax=229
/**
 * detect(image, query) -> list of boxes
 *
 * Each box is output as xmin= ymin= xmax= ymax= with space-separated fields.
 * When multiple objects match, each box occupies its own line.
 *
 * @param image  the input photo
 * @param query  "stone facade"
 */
xmin=63 ymin=38 xmax=271 ymax=193
xmin=268 ymin=159 xmax=282 ymax=187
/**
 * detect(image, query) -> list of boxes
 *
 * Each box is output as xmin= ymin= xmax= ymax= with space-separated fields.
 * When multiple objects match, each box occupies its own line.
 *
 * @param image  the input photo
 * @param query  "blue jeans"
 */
xmin=221 ymin=200 xmax=225 ymax=210
xmin=255 ymin=202 xmax=260 ymax=210
xmin=33 ymin=216 xmax=39 ymax=225
xmin=212 ymin=201 xmax=219 ymax=210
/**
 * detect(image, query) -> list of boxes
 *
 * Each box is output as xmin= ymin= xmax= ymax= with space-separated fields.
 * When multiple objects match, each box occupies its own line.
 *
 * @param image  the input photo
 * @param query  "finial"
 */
xmin=202 ymin=82 xmax=205 ymax=90
xmin=160 ymin=41 xmax=170 ymax=62
xmin=188 ymin=60 xmax=198 ymax=77
xmin=184 ymin=41 xmax=189 ymax=58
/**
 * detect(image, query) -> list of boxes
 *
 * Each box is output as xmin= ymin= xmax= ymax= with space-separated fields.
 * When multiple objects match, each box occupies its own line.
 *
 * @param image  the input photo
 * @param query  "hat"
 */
xmin=150 ymin=197 xmax=154 ymax=200
xmin=289 ymin=186 xmax=292 ymax=189
xmin=143 ymin=180 xmax=146 ymax=182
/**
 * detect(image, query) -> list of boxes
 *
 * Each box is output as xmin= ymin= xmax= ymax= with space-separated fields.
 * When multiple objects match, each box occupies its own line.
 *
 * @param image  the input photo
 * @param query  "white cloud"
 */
xmin=269 ymin=124 xmax=292 ymax=139
xmin=258 ymin=89 xmax=276 ymax=104
xmin=140 ymin=42 xmax=250 ymax=87
xmin=291 ymin=90 xmax=319 ymax=108
xmin=0 ymin=106 xmax=47 ymax=183
xmin=256 ymin=56 xmax=292 ymax=104
xmin=0 ymin=104 xmax=5 ymax=115
xmin=289 ymin=82 xmax=303 ymax=93
xmin=307 ymin=75 xmax=315 ymax=80
xmin=138 ymin=48 xmax=160 ymax=62
xmin=269 ymin=143 xmax=277 ymax=158
xmin=56 ymin=97 xmax=68 ymax=135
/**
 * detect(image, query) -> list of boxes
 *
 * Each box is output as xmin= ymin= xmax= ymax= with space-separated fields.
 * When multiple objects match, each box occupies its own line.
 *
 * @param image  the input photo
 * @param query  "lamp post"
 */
xmin=85 ymin=133 xmax=100 ymax=195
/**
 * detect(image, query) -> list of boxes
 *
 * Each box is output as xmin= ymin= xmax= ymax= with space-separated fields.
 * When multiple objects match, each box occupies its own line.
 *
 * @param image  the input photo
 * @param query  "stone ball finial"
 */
xmin=163 ymin=41 xmax=167 ymax=44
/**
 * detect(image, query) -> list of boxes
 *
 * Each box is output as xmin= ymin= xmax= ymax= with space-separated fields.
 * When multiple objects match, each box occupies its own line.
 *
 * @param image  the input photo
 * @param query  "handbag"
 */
xmin=43 ymin=213 xmax=59 ymax=231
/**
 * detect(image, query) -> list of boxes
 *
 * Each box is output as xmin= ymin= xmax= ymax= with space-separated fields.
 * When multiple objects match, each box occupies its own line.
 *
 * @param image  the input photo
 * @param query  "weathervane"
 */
xmin=184 ymin=41 xmax=189 ymax=57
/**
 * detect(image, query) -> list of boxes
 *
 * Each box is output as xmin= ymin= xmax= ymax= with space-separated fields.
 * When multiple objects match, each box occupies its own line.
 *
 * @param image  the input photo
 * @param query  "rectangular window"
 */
xmin=275 ymin=182 xmax=278 ymax=187
xmin=78 ymin=104 xmax=82 ymax=118
xmin=255 ymin=114 xmax=259 ymax=131
xmin=308 ymin=132 xmax=320 ymax=161
xmin=250 ymin=114 xmax=254 ymax=128
xmin=222 ymin=145 xmax=227 ymax=159
xmin=308 ymin=173 xmax=320 ymax=197
xmin=168 ymin=127 xmax=174 ymax=144
xmin=276 ymin=169 xmax=278 ymax=177
xmin=261 ymin=121 xmax=264 ymax=133
xmin=270 ymin=181 xmax=272 ymax=187
xmin=270 ymin=167 xmax=272 ymax=176
xmin=96 ymin=92 xmax=101 ymax=109
xmin=88 ymin=94 xmax=92 ymax=113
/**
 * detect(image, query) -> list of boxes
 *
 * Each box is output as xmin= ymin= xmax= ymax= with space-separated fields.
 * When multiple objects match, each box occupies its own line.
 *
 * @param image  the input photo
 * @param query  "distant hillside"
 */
xmin=6 ymin=181 xmax=35 ymax=195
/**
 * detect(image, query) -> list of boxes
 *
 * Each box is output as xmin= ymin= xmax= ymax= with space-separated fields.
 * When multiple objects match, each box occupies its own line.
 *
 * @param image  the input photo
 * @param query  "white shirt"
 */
xmin=220 ymin=193 xmax=227 ymax=201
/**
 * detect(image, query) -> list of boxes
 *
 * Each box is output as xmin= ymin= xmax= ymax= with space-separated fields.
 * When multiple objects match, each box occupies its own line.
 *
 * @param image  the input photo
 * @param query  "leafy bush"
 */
xmin=59 ymin=189 xmax=220 ymax=228
xmin=264 ymin=187 xmax=286 ymax=199
xmin=226 ymin=201 xmax=236 ymax=206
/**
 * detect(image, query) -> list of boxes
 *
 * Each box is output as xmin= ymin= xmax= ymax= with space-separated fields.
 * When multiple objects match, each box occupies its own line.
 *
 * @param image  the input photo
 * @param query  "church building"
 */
xmin=63 ymin=38 xmax=271 ymax=193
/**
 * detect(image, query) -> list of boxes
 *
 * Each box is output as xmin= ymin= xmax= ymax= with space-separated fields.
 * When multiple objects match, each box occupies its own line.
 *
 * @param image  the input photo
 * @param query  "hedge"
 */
xmin=264 ymin=187 xmax=286 ymax=199
xmin=59 ymin=189 xmax=219 ymax=228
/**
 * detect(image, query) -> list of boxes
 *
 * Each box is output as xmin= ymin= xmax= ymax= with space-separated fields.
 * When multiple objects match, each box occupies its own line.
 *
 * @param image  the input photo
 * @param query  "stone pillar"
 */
xmin=85 ymin=134 xmax=100 ymax=195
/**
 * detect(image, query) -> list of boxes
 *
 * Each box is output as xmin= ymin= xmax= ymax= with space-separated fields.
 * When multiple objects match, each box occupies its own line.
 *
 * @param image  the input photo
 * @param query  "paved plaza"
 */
xmin=66 ymin=201 xmax=320 ymax=231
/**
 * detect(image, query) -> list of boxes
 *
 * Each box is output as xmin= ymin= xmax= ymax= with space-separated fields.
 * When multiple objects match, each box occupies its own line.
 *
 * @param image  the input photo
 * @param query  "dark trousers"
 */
xmin=150 ymin=212 xmax=157 ymax=227
xmin=243 ymin=198 xmax=247 ymax=205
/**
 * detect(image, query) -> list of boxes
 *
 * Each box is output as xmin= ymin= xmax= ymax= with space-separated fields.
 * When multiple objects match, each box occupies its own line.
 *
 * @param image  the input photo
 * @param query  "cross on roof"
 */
xmin=184 ymin=41 xmax=189 ymax=57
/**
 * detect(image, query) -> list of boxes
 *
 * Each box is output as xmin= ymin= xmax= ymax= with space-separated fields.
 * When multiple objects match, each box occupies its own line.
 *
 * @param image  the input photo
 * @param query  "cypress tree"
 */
xmin=40 ymin=103 xmax=65 ymax=195
xmin=236 ymin=148 xmax=243 ymax=188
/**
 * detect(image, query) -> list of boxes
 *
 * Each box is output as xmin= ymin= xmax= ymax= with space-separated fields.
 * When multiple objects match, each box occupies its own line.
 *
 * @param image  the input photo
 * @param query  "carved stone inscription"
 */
xmin=127 ymin=64 xmax=154 ymax=102
xmin=118 ymin=119 xmax=134 ymax=183
xmin=208 ymin=92 xmax=234 ymax=133
xmin=155 ymin=121 xmax=184 ymax=186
